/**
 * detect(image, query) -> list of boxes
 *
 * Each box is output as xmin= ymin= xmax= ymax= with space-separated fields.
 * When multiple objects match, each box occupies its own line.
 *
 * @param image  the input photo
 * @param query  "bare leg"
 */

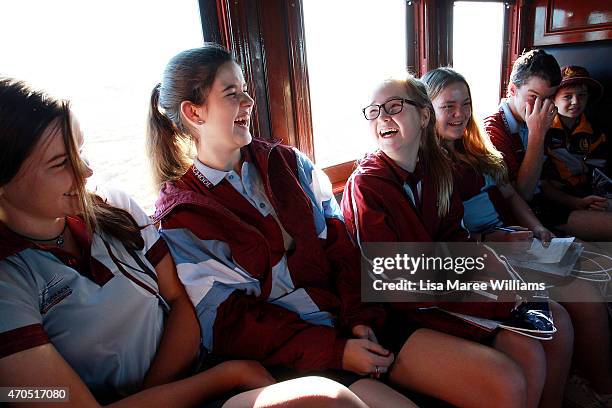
xmin=554 ymin=280 xmax=612 ymax=394
xmin=388 ymin=328 xmax=529 ymax=408
xmin=539 ymin=301 xmax=574 ymax=408
xmin=223 ymin=376 xmax=370 ymax=408
xmin=493 ymin=330 xmax=546 ymax=408
xmin=349 ymin=378 xmax=418 ymax=408
xmin=565 ymin=301 xmax=612 ymax=393
xmin=557 ymin=210 xmax=612 ymax=241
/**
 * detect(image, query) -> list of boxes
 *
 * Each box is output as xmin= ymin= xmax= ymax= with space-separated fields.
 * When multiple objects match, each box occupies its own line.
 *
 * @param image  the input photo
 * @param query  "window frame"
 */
xmin=199 ymin=0 xmax=525 ymax=193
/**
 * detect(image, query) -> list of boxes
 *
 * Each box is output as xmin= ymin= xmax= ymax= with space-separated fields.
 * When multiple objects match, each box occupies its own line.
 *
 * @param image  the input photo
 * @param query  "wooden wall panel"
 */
xmin=532 ymin=0 xmax=612 ymax=46
xmin=413 ymin=0 xmax=453 ymax=76
xmin=210 ymin=0 xmax=314 ymax=159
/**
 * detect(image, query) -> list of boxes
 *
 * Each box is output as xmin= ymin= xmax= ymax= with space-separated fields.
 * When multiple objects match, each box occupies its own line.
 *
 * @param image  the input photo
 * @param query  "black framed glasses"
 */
xmin=362 ymin=98 xmax=421 ymax=120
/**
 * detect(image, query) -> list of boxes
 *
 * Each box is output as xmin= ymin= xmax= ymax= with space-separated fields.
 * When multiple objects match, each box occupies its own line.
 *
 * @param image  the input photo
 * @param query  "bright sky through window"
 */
xmin=1 ymin=1 xmax=203 ymax=212
xmin=303 ymin=0 xmax=407 ymax=168
xmin=453 ymin=1 xmax=505 ymax=120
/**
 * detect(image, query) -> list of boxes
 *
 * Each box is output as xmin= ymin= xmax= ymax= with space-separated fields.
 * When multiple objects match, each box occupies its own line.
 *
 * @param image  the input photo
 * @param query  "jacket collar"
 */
xmin=357 ymin=150 xmax=424 ymax=186
xmin=551 ymin=113 xmax=593 ymax=135
xmin=154 ymin=138 xmax=283 ymax=221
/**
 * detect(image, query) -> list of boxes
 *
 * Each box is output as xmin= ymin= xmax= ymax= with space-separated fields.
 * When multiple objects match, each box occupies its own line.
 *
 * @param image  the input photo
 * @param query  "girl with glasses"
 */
xmin=342 ymin=74 xmax=573 ymax=407
xmin=0 ymin=78 xmax=371 ymax=408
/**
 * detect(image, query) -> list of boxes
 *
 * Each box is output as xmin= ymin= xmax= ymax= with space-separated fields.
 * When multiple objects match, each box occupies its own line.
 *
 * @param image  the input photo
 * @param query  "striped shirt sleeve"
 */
xmin=97 ymin=187 xmax=169 ymax=267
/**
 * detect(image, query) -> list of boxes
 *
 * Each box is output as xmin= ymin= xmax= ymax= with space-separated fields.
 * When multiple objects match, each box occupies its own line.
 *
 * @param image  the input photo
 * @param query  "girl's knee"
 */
xmin=495 ymin=330 xmax=546 ymax=364
xmin=226 ymin=377 xmax=366 ymax=408
xmin=295 ymin=377 xmax=365 ymax=408
xmin=487 ymin=360 xmax=528 ymax=408
xmin=549 ymin=301 xmax=575 ymax=352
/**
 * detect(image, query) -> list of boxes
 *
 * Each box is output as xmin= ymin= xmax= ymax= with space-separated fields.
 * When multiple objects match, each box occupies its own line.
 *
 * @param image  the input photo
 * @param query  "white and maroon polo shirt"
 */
xmin=0 ymin=189 xmax=169 ymax=398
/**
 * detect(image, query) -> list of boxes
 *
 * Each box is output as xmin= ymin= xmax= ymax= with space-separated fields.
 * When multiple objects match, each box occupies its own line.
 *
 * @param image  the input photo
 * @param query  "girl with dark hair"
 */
xmin=0 ymin=77 xmax=370 ymax=408
xmin=424 ymin=66 xmax=612 ymax=408
xmin=147 ymin=43 xmax=417 ymax=407
xmin=342 ymin=74 xmax=574 ymax=407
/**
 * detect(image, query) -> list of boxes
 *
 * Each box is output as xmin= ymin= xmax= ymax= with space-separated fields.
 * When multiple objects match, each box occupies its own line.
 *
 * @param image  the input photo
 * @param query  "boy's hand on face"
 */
xmin=525 ymin=97 xmax=557 ymax=144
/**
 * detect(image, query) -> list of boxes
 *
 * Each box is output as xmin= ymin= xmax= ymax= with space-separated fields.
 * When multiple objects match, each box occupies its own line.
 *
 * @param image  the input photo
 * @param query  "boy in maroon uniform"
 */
xmin=483 ymin=49 xmax=560 ymax=202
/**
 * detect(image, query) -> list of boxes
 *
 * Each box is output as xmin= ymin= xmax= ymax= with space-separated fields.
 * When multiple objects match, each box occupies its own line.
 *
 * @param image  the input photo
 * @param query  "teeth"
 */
xmin=63 ymin=191 xmax=77 ymax=196
xmin=235 ymin=113 xmax=250 ymax=123
xmin=379 ymin=128 xmax=399 ymax=136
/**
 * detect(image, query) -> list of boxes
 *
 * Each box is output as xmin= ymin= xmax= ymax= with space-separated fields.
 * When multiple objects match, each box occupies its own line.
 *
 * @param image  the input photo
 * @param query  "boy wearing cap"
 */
xmin=484 ymin=49 xmax=561 ymax=202
xmin=539 ymin=65 xmax=612 ymax=240
xmin=544 ymin=67 xmax=612 ymax=408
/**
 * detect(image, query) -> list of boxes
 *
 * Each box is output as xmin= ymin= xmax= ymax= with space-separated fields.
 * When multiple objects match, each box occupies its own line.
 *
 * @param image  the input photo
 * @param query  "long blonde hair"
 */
xmin=422 ymin=67 xmax=508 ymax=184
xmin=388 ymin=75 xmax=455 ymax=217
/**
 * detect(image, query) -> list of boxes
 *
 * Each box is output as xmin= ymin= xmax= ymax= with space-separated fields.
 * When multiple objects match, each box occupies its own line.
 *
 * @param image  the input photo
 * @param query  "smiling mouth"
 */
xmin=63 ymin=191 xmax=78 ymax=197
xmin=234 ymin=114 xmax=250 ymax=128
xmin=448 ymin=121 xmax=464 ymax=127
xmin=378 ymin=128 xmax=399 ymax=138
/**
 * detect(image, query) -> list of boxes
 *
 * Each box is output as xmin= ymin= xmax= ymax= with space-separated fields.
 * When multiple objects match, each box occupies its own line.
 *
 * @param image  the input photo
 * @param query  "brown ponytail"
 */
xmin=147 ymin=83 xmax=193 ymax=188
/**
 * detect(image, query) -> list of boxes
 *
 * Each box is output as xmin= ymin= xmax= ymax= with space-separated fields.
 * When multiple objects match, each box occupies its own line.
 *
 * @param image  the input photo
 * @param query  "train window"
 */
xmin=302 ymin=0 xmax=407 ymax=168
xmin=453 ymin=1 xmax=505 ymax=119
xmin=1 ymin=1 xmax=203 ymax=212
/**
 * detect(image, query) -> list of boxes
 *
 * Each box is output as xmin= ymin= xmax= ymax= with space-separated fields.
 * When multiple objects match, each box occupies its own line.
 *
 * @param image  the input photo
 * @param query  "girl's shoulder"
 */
xmin=94 ymin=187 xmax=151 ymax=225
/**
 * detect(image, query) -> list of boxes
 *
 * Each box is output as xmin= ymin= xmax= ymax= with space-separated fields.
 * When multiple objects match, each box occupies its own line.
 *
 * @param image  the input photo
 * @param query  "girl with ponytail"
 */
xmin=0 ymin=77 xmax=370 ymax=408
xmin=148 ymin=43 xmax=435 ymax=407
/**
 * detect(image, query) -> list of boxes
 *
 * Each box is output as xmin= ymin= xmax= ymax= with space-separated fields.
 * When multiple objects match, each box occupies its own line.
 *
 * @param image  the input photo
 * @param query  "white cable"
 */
xmin=567 ymin=250 xmax=612 ymax=282
xmin=498 ymin=323 xmax=557 ymax=335
xmin=573 ymin=255 xmax=605 ymax=273
xmin=572 ymin=250 xmax=612 ymax=273
xmin=499 ymin=325 xmax=554 ymax=340
xmin=482 ymin=244 xmax=524 ymax=282
xmin=569 ymin=272 xmax=611 ymax=282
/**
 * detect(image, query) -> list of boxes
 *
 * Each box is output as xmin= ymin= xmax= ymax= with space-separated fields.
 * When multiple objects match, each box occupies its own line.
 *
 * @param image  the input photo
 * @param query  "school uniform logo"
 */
xmin=40 ymin=275 xmax=73 ymax=315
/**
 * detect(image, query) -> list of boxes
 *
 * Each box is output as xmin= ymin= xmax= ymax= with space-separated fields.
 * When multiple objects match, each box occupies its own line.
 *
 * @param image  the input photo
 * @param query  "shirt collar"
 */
xmin=500 ymin=99 xmax=521 ymax=134
xmin=551 ymin=113 xmax=593 ymax=135
xmin=574 ymin=114 xmax=593 ymax=134
xmin=551 ymin=114 xmax=564 ymax=130
xmin=0 ymin=216 xmax=90 ymax=260
xmin=193 ymin=158 xmax=232 ymax=187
